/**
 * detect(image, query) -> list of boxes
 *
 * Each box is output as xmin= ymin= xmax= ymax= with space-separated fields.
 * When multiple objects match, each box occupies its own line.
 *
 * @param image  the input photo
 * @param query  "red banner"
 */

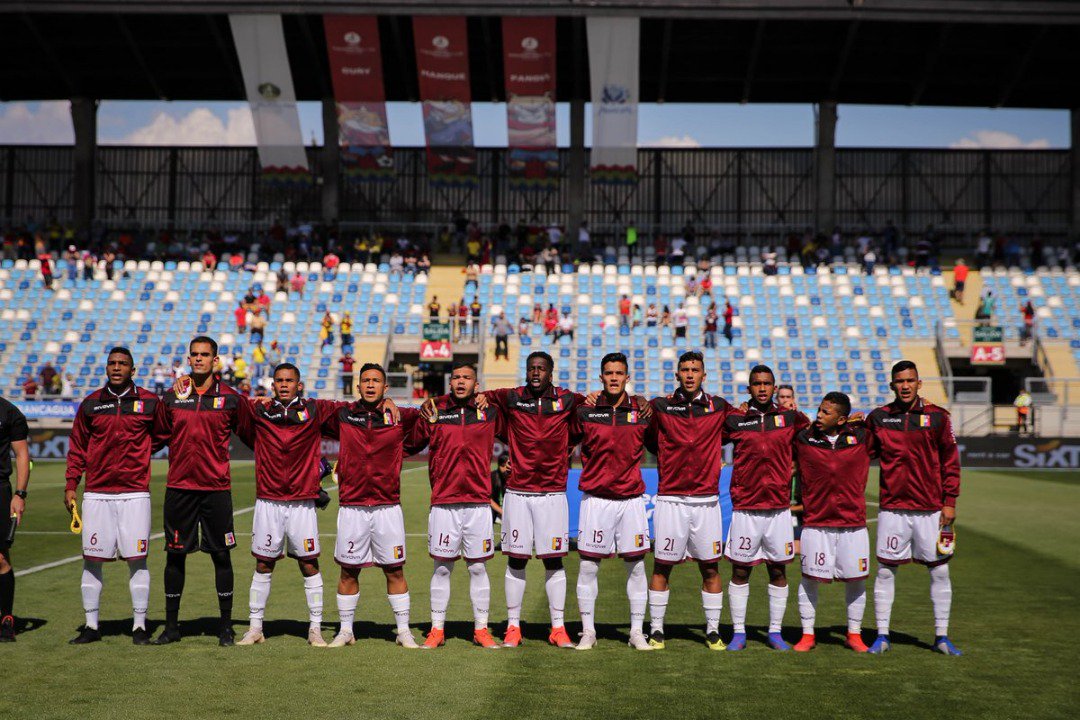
xmin=323 ymin=15 xmax=393 ymax=182
xmin=502 ymin=17 xmax=558 ymax=191
xmin=412 ymin=16 xmax=477 ymax=187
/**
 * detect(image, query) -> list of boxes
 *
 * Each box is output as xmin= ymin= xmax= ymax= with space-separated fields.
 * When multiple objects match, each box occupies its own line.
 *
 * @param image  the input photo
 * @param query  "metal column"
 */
xmin=814 ymin=101 xmax=837 ymax=234
xmin=71 ymin=97 xmax=97 ymax=231
xmin=321 ymin=97 xmax=340 ymax=225
xmin=567 ymin=99 xmax=586 ymax=236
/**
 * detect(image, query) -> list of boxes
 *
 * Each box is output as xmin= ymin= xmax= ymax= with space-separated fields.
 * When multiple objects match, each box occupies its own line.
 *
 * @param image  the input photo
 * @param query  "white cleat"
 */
xmin=576 ymin=631 xmax=597 ymax=650
xmin=627 ymin=630 xmax=654 ymax=651
xmin=395 ymin=629 xmax=419 ymax=649
xmin=327 ymin=632 xmax=355 ymax=648
xmin=236 ymin=628 xmax=265 ymax=646
xmin=307 ymin=628 xmax=328 ymax=647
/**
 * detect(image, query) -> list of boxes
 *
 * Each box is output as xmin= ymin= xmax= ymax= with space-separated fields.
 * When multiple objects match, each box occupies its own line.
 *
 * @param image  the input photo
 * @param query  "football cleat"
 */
xmin=0 ymin=615 xmax=15 ymax=642
xmin=647 ymin=630 xmax=666 ymax=650
xmin=327 ymin=632 xmax=355 ymax=648
xmin=576 ymin=631 xmax=597 ymax=650
xmin=69 ymin=626 xmax=102 ymax=645
xmin=767 ymin=632 xmax=791 ymax=651
xmin=548 ymin=626 xmax=574 ymax=648
xmin=628 ymin=630 xmax=654 ymax=651
xmin=473 ymin=628 xmax=499 ymax=649
xmin=307 ymin=628 xmax=328 ymax=647
xmin=422 ymin=628 xmax=446 ymax=649
xmin=502 ymin=624 xmax=523 ymax=648
xmin=868 ymin=634 xmax=891 ymax=654
xmin=236 ymin=628 xmax=265 ymax=646
xmin=705 ymin=632 xmax=725 ymax=651
xmin=846 ymin=632 xmax=869 ymax=653
xmin=726 ymin=632 xmax=747 ymax=651
xmin=793 ymin=634 xmax=817 ymax=652
xmin=132 ymin=627 xmax=152 ymax=646
xmin=395 ymin=629 xmax=419 ymax=649
xmin=153 ymin=627 xmax=182 ymax=646
xmin=934 ymin=636 xmax=963 ymax=656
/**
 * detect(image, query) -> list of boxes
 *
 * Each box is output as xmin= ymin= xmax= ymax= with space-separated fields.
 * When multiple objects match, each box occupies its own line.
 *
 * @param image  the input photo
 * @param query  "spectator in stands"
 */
xmin=201 ymin=249 xmax=216 ymax=272
xmin=39 ymin=252 xmax=54 ymax=290
xmin=103 ymin=249 xmax=116 ymax=281
xmin=171 ymin=359 xmax=185 ymax=380
xmin=699 ymin=272 xmax=713 ymax=299
xmin=321 ymin=312 xmax=335 ymax=348
xmin=646 ymin=303 xmax=659 ymax=328
xmin=234 ymin=302 xmax=247 ymax=335
xmin=703 ymin=303 xmax=718 ymax=349
xmin=1014 ymin=389 xmax=1033 ymax=435
xmin=685 ymin=274 xmax=698 ymax=296
xmin=81 ymin=249 xmax=96 ymax=281
xmin=760 ymin=246 xmax=778 ymax=276
xmin=492 ymin=312 xmax=513 ymax=360
xmin=290 ymin=271 xmax=306 ymax=297
xmin=340 ymin=312 xmax=353 ymax=348
xmin=470 ymin=298 xmax=482 ymax=342
xmin=619 ymin=295 xmax=631 ymax=328
xmin=951 ymin=259 xmax=969 ymax=304
xmin=914 ymin=236 xmax=931 ymax=272
xmin=40 ymin=362 xmax=57 ymax=392
xmin=267 ymin=340 xmax=282 ymax=369
xmin=466 ymin=235 xmax=481 ymax=264
xmin=339 ymin=351 xmax=355 ymax=396
xmin=517 ymin=316 xmax=530 ymax=337
xmin=1005 ymin=236 xmax=1022 ymax=268
xmin=61 ymin=372 xmax=75 ymax=400
xmin=654 ymin=234 xmax=668 ymax=265
xmin=543 ymin=246 xmax=560 ymax=274
xmin=1019 ymin=301 xmax=1036 ymax=346
xmin=323 ymin=250 xmax=340 ymax=280
xmin=252 ymin=342 xmax=267 ymax=382
xmin=457 ymin=301 xmax=469 ymax=342
xmin=228 ymin=252 xmax=243 ymax=272
xmin=660 ymin=304 xmax=672 ymax=329
xmin=250 ymin=310 xmax=267 ymax=345
xmin=389 ymin=252 xmax=404 ymax=278
xmin=672 ymin=303 xmax=688 ymax=341
xmin=669 ymin=235 xmax=687 ymax=265
xmin=625 ymin=220 xmax=639 ymax=258
xmin=152 ymin=362 xmax=169 ymax=396
xmin=243 ymin=287 xmax=257 ymax=309
xmin=975 ymin=290 xmax=995 ymax=324
xmin=417 ymin=254 xmax=431 ymax=275
xmin=532 ymin=303 xmax=543 ymax=324
xmin=428 ymin=296 xmax=441 ymax=319
xmin=257 ymin=289 xmax=271 ymax=320
xmin=882 ymin=220 xmax=899 ymax=261
xmin=448 ymin=300 xmax=459 ymax=339
xmin=276 ymin=268 xmax=289 ymax=296
xmin=465 ymin=263 xmax=479 ymax=291
xmin=578 ymin=221 xmax=592 ymax=261
xmin=862 ymin=246 xmax=877 ymax=275
xmin=723 ymin=299 xmax=735 ymax=345
xmin=543 ymin=304 xmax=559 ymax=336
xmin=232 ymin=354 xmax=248 ymax=387
xmin=64 ymin=245 xmax=79 ymax=282
xmin=777 ymin=384 xmax=798 ymax=411
xmin=22 ymin=377 xmax=38 ymax=401
xmin=632 ymin=303 xmax=643 ymax=329
xmin=553 ymin=312 xmax=575 ymax=344
xmin=975 ymin=231 xmax=992 ymax=267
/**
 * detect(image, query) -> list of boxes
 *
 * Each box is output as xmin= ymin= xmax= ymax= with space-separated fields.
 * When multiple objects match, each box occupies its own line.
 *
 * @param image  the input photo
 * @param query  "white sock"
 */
xmin=388 ymin=592 xmax=410 ymax=633
xmin=248 ymin=571 xmax=272 ymax=631
xmin=798 ymin=579 xmax=819 ymax=635
xmin=337 ymin=592 xmax=359 ymax=636
xmin=929 ymin=564 xmax=952 ymax=636
xmin=767 ymin=583 xmax=789 ymax=634
xmin=846 ymin=580 xmax=867 ymax=634
xmin=127 ymin=560 xmax=150 ymax=631
xmin=728 ymin=581 xmax=750 ymax=634
xmin=874 ymin=565 xmax=896 ymax=635
xmin=648 ymin=589 xmax=669 ymax=634
xmin=576 ymin=559 xmax=601 ymax=634
xmin=545 ymin=567 xmax=567 ymax=628
xmin=625 ymin=560 xmax=647 ymax=635
xmin=303 ymin=574 xmax=323 ymax=630
xmin=505 ymin=566 xmax=527 ymax=627
xmin=430 ymin=561 xmax=453 ymax=630
xmin=702 ymin=590 xmax=724 ymax=634
xmin=467 ymin=562 xmax=490 ymax=630
xmin=80 ymin=562 xmax=103 ymax=630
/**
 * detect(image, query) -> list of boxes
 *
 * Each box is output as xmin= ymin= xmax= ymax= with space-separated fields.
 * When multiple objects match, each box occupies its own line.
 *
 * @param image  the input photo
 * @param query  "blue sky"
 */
xmin=0 ymin=100 xmax=1067 ymax=149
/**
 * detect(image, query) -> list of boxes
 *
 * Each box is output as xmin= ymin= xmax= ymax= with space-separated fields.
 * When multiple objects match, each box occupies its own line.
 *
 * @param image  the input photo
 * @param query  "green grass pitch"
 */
xmin=2 ymin=462 xmax=1077 ymax=720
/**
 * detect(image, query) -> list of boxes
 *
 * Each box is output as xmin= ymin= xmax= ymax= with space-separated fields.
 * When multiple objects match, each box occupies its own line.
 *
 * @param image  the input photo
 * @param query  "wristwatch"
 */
xmin=14 ymin=490 xmax=27 ymax=499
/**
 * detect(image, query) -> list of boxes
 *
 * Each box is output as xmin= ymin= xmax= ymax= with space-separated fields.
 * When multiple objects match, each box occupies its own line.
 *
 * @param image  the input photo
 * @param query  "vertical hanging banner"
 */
xmin=323 ymin=15 xmax=394 ymax=182
xmin=502 ymin=17 xmax=558 ymax=191
xmin=412 ymin=16 xmax=477 ymax=187
xmin=587 ymin=17 xmax=639 ymax=185
xmin=229 ymin=14 xmax=310 ymax=185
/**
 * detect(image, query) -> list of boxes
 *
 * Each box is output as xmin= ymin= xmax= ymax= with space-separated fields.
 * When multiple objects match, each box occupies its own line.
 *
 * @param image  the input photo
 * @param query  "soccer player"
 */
xmin=409 ymin=361 xmax=503 ymax=650
xmin=777 ymin=384 xmax=803 ymax=554
xmin=723 ymin=365 xmax=809 ymax=651
xmin=237 ymin=363 xmax=339 ymax=647
xmin=571 ymin=353 xmax=652 ymax=651
xmin=65 ymin=347 xmax=165 ymax=645
xmin=643 ymin=351 xmax=733 ymax=650
xmin=152 ymin=336 xmax=255 ymax=646
xmin=0 ymin=395 xmax=30 ymax=641
xmin=791 ymin=392 xmax=871 ymax=653
xmin=866 ymin=361 xmax=962 ymax=655
xmin=321 ymin=363 xmax=422 ymax=649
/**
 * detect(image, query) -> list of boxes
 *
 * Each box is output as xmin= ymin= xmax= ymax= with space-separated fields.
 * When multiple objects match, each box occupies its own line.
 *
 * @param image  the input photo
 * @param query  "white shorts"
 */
xmin=501 ymin=491 xmax=569 ymax=559
xmin=577 ymin=494 xmax=650 ymax=560
xmin=799 ymin=527 xmax=870 ymax=582
xmin=653 ymin=496 xmax=724 ymax=565
xmin=81 ymin=492 xmax=151 ymax=562
xmin=725 ymin=508 xmax=796 ymax=566
xmin=335 ymin=504 xmax=407 ymax=568
xmin=876 ymin=509 xmax=949 ymax=566
xmin=428 ymin=503 xmax=494 ymax=562
xmin=251 ymin=499 xmax=320 ymax=561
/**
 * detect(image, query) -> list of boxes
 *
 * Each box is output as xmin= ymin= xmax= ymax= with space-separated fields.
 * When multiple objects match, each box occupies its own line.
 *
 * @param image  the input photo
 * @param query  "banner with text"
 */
xmin=587 ymin=17 xmax=639 ymax=184
xmin=324 ymin=15 xmax=394 ymax=182
xmin=421 ymin=321 xmax=453 ymax=361
xmin=970 ymin=325 xmax=1006 ymax=365
xmin=502 ymin=17 xmax=558 ymax=191
xmin=229 ymin=14 xmax=310 ymax=185
xmin=413 ymin=17 xmax=477 ymax=187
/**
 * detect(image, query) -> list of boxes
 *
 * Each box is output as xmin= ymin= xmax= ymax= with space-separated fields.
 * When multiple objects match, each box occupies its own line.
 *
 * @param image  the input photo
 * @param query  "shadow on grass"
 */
xmin=12 ymin=616 xmax=47 ymax=635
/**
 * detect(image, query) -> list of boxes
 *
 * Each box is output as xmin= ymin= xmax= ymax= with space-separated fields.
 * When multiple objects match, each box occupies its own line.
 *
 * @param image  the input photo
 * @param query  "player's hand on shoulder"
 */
xmin=173 ymin=375 xmax=192 ymax=396
xmin=253 ymin=395 xmax=273 ymax=405
xmin=634 ymin=395 xmax=653 ymax=418
xmin=848 ymin=411 xmax=866 ymax=423
xmin=738 ymin=401 xmax=749 ymax=413
xmin=474 ymin=393 xmax=489 ymax=410
xmin=420 ymin=397 xmax=437 ymax=420
xmin=584 ymin=391 xmax=601 ymax=406
xmin=382 ymin=397 xmax=402 ymax=423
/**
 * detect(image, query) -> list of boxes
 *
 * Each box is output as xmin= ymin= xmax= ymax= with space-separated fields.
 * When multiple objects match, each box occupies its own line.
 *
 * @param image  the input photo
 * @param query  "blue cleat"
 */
xmin=934 ymin=636 xmax=963 ymax=656
xmin=868 ymin=635 xmax=891 ymax=654
xmin=767 ymin=632 xmax=791 ymax=651
xmin=726 ymin=632 xmax=746 ymax=651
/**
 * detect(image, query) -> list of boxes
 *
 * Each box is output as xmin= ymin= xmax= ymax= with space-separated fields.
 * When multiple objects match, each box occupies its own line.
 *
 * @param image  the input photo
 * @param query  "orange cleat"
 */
xmin=548 ymin=626 xmax=574 ymax=648
xmin=793 ymin=633 xmax=817 ymax=652
xmin=422 ymin=628 xmax=445 ymax=649
xmin=846 ymin=632 xmax=869 ymax=653
xmin=473 ymin=628 xmax=499 ymax=649
xmin=502 ymin=624 xmax=523 ymax=648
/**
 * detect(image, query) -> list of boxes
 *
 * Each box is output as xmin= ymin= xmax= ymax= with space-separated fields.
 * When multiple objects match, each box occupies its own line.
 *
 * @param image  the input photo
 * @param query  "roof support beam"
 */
xmin=389 ymin=15 xmax=416 ymax=102
xmin=115 ymin=14 xmax=167 ymax=99
xmin=206 ymin=15 xmax=245 ymax=98
xmin=481 ymin=16 xmax=501 ymax=102
xmin=297 ymin=14 xmax=332 ymax=99
xmin=828 ymin=19 xmax=860 ymax=99
xmin=741 ymin=19 xmax=765 ymax=104
xmin=996 ymin=24 xmax=1047 ymax=107
xmin=657 ymin=18 xmax=673 ymax=103
xmin=910 ymin=23 xmax=952 ymax=105
xmin=21 ymin=13 xmax=76 ymax=96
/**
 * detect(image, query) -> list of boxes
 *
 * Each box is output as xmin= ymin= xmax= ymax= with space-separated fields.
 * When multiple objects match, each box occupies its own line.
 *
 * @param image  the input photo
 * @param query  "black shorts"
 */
xmin=0 ymin=483 xmax=11 ymax=552
xmin=955 ymin=280 xmax=966 ymax=292
xmin=163 ymin=488 xmax=236 ymax=554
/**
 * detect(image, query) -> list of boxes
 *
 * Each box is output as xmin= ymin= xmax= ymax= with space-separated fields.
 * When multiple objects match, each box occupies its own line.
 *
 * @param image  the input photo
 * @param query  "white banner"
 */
xmin=229 ymin=14 xmax=309 ymax=181
xmin=587 ymin=17 xmax=639 ymax=184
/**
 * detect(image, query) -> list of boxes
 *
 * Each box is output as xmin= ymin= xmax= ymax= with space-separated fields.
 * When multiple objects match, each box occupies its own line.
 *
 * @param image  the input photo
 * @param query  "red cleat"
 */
xmin=422 ymin=627 xmax=445 ymax=649
xmin=846 ymin=632 xmax=869 ymax=653
xmin=548 ymin=626 xmax=574 ymax=648
xmin=473 ymin=628 xmax=499 ymax=649
xmin=793 ymin=633 xmax=817 ymax=652
xmin=502 ymin=624 xmax=523 ymax=648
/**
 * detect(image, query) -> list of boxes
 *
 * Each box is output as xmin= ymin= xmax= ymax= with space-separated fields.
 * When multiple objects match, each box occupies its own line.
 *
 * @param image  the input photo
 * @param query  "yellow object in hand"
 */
xmin=70 ymin=503 xmax=82 ymax=534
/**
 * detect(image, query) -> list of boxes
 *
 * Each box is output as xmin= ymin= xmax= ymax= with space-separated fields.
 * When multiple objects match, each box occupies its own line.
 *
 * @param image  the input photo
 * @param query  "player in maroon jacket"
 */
xmin=410 ymin=362 xmax=503 ymax=650
xmin=866 ymin=361 xmax=963 ymax=656
xmin=791 ymin=392 xmax=872 ymax=653
xmin=723 ymin=365 xmax=810 ymax=651
xmin=65 ymin=347 xmax=166 ymax=645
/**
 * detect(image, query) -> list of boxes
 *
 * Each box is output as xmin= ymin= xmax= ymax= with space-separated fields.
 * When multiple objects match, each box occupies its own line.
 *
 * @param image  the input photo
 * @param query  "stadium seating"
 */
xmin=978 ymin=266 xmax=1080 ymax=367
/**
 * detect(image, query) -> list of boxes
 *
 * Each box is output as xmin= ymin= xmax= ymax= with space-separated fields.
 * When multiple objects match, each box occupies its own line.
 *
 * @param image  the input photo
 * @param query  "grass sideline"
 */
xmin=2 ymin=463 xmax=1077 ymax=720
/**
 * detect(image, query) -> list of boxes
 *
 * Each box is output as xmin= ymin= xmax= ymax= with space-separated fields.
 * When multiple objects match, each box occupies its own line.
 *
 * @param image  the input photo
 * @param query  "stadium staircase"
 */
xmin=423 ymin=266 xmax=467 ymax=323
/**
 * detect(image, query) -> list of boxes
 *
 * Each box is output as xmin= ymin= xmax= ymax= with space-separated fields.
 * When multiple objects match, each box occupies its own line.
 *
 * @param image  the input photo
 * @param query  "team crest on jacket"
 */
xmin=477 ymin=408 xmax=487 ymax=421
xmin=137 ymin=539 xmax=147 ymax=553
xmin=303 ymin=538 xmax=316 ymax=552
xmin=383 ymin=411 xmax=394 ymax=425
xmin=846 ymin=435 xmax=858 ymax=444
xmin=551 ymin=537 xmax=563 ymax=551
xmin=551 ymin=398 xmax=563 ymax=412
xmin=296 ymin=408 xmax=310 ymax=422
xmin=629 ymin=410 xmax=639 ymax=423
xmin=774 ymin=414 xmax=786 ymax=428
xmin=393 ymin=545 xmax=405 ymax=559
xmin=634 ymin=534 xmax=645 ymax=548
xmin=212 ymin=396 xmax=226 ymax=409
xmin=132 ymin=400 xmax=146 ymax=413
xmin=919 ymin=414 xmax=932 ymax=428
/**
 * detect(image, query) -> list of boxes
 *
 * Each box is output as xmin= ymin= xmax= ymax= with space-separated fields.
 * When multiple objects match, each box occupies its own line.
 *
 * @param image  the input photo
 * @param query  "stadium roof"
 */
xmin=4 ymin=2 xmax=1080 ymax=108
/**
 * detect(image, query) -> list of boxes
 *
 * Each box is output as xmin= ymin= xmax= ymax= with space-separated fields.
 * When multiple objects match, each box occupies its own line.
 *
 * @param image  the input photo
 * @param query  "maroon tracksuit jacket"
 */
xmin=66 ymin=384 xmax=166 ymax=494
xmin=154 ymin=380 xmax=255 ymax=491
xmin=644 ymin=389 xmax=734 ymax=497
xmin=570 ymin=393 xmax=649 ymax=499
xmin=322 ymin=401 xmax=422 ymax=507
xmin=410 ymin=394 xmax=503 ymax=506
xmin=485 ymin=385 xmax=583 ymax=493
xmin=867 ymin=397 xmax=961 ymax=511
xmin=723 ymin=402 xmax=810 ymax=510
xmin=250 ymin=396 xmax=339 ymax=502
xmin=793 ymin=423 xmax=873 ymax=528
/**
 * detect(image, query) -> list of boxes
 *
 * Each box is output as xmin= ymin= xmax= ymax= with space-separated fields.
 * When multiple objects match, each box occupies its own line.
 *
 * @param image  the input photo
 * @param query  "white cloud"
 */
xmin=0 ymin=102 xmax=74 ymax=144
xmin=114 ymin=107 xmax=257 ymax=146
xmin=950 ymin=130 xmax=1050 ymax=150
xmin=642 ymin=134 xmax=702 ymax=148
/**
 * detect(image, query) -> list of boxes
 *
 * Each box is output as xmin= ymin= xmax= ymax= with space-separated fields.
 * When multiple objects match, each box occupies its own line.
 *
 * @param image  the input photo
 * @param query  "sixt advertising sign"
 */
xmin=957 ymin=437 xmax=1080 ymax=468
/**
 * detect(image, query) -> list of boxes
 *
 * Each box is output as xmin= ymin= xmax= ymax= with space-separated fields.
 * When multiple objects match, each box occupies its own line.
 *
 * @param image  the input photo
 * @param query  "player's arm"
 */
xmin=643 ymin=400 xmax=660 ymax=455
xmin=64 ymin=402 xmax=90 ymax=511
xmin=938 ymin=412 xmax=961 ymax=524
xmin=406 ymin=411 xmax=434 ymax=454
xmin=478 ymin=387 xmax=511 ymax=413
xmin=9 ymin=408 xmax=30 ymax=523
xmin=150 ymin=398 xmax=171 ymax=454
xmin=315 ymin=399 xmax=345 ymax=439
xmin=399 ymin=407 xmax=428 ymax=455
xmin=232 ymin=395 xmax=257 ymax=449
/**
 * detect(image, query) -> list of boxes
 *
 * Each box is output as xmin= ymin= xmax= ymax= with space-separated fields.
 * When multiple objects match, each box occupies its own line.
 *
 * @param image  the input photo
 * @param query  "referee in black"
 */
xmin=0 ymin=396 xmax=31 ymax=641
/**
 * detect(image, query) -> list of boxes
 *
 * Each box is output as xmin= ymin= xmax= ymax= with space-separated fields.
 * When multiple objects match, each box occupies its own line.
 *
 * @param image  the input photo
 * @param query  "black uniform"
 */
xmin=0 ymin=399 xmax=30 ymax=552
